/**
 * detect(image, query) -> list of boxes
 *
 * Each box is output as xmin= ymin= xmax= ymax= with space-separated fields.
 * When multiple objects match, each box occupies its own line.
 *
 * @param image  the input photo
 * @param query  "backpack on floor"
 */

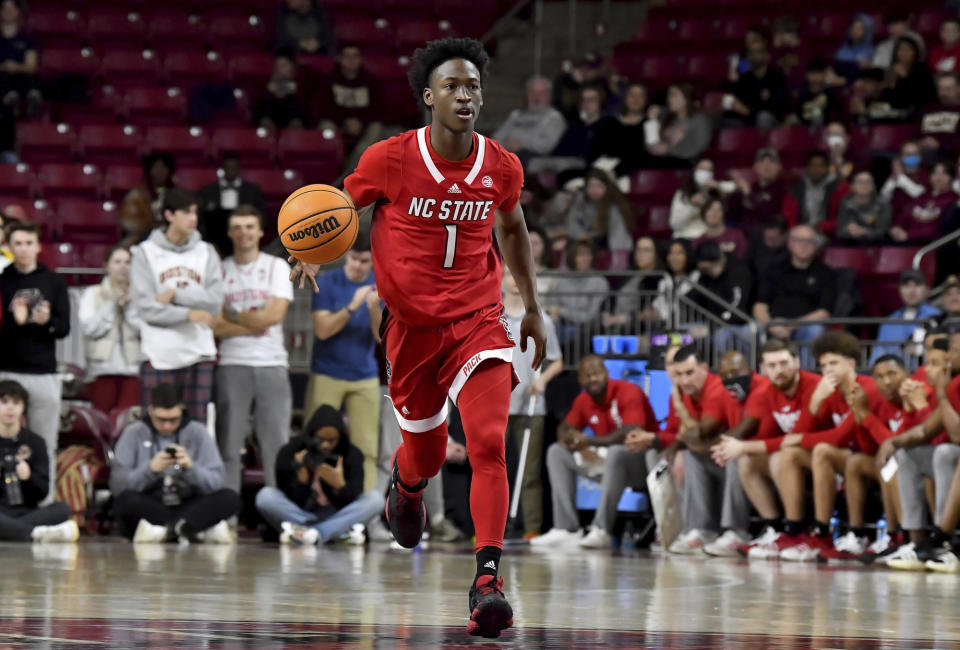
xmin=56 ymin=445 xmax=105 ymax=529
xmin=646 ymin=458 xmax=682 ymax=550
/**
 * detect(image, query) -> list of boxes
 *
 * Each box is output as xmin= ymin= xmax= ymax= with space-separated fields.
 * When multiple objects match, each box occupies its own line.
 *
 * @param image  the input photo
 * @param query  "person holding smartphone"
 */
xmin=255 ymin=404 xmax=383 ymax=545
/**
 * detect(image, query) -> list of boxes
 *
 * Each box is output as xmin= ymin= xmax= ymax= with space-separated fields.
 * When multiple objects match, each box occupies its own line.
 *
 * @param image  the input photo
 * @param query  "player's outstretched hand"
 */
xmin=520 ymin=308 xmax=548 ymax=369
xmin=289 ymin=257 xmax=321 ymax=293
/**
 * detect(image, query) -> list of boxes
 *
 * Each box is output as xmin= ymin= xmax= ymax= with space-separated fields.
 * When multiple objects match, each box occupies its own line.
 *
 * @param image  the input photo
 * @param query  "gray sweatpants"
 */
xmin=545 ymin=442 xmax=649 ymax=532
xmin=681 ymin=451 xmax=749 ymax=535
xmin=0 ymin=371 xmax=61 ymax=502
xmin=214 ymin=365 xmax=292 ymax=494
xmin=896 ymin=444 xmax=960 ymax=530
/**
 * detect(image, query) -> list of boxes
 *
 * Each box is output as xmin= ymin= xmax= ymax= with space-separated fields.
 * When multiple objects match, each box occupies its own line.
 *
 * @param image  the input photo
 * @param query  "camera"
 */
xmin=2 ymin=453 xmax=23 ymax=507
xmin=303 ymin=439 xmax=339 ymax=471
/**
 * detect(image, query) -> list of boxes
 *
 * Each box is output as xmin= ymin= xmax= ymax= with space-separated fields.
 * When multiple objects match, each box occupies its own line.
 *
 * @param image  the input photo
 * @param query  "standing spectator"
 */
xmin=274 ymin=0 xmax=335 ymax=55
xmin=653 ymin=239 xmax=700 ymax=322
xmin=603 ymin=236 xmax=664 ymax=330
xmin=78 ymin=245 xmax=142 ymax=415
xmin=0 ymin=0 xmax=41 ymax=118
xmin=930 ymin=18 xmax=960 ymax=74
xmin=836 ymin=170 xmax=892 ymax=243
xmin=884 ymin=38 xmax=938 ymax=116
xmin=546 ymin=240 xmax=610 ymax=345
xmin=305 ymin=233 xmax=381 ymax=492
xmin=255 ymin=404 xmax=383 ymax=545
xmin=729 ymin=148 xmax=789 ymax=234
xmin=645 ymin=83 xmax=713 ymax=165
xmin=562 ymin=170 xmax=634 ymax=253
xmin=212 ymin=206 xmax=293 ymax=496
xmin=691 ymin=241 xmax=755 ymax=329
xmin=692 ymin=195 xmax=748 ymax=258
xmin=919 ymin=73 xmax=960 ymax=160
xmin=783 ymin=151 xmax=844 ymax=236
xmin=753 ymin=224 xmax=835 ymax=348
xmin=501 ymin=266 xmax=563 ymax=537
xmin=110 ymin=383 xmax=240 ymax=543
xmin=794 ymin=59 xmax=844 ymax=125
xmin=882 ymin=142 xmax=929 ymax=224
xmin=0 ymin=380 xmax=77 ymax=543
xmin=255 ymin=51 xmax=307 ymax=131
xmin=120 ymin=153 xmax=176 ymax=243
xmin=892 ymin=161 xmax=958 ymax=243
xmin=833 ymin=15 xmax=875 ymax=83
xmin=669 ymin=159 xmax=735 ymax=240
xmin=0 ymin=221 xmax=69 ymax=499
xmin=870 ymin=270 xmax=941 ymax=363
xmin=493 ymin=76 xmax=567 ymax=165
xmin=589 ymin=82 xmax=647 ymax=173
xmin=198 ymin=154 xmax=267 ymax=257
xmin=130 ymin=189 xmax=223 ymax=423
xmin=724 ymin=40 xmax=791 ymax=129
xmin=873 ymin=12 xmax=926 ymax=70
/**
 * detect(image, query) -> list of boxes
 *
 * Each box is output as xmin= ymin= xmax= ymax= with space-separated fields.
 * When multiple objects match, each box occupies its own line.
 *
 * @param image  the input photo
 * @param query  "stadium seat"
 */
xmin=873 ymin=246 xmax=932 ymax=280
xmin=78 ymin=242 xmax=114 ymax=268
xmin=0 ymin=164 xmax=36 ymax=198
xmin=27 ymin=8 xmax=87 ymax=47
xmin=37 ymin=164 xmax=104 ymax=201
xmin=916 ymin=9 xmax=946 ymax=36
xmin=299 ymin=54 xmax=336 ymax=78
xmin=87 ymin=10 xmax=148 ymax=50
xmin=334 ymin=18 xmax=392 ymax=49
xmin=146 ymin=11 xmax=209 ymax=51
xmin=40 ymin=47 xmax=100 ymax=79
xmin=676 ymin=19 xmax=711 ymax=44
xmin=57 ymin=199 xmax=121 ymax=243
xmin=810 ymin=13 xmax=852 ymax=39
xmin=0 ymin=198 xmax=56 ymax=238
xmin=686 ymin=54 xmax=727 ymax=86
xmin=38 ymin=240 xmax=79 ymax=271
xmin=100 ymin=50 xmax=163 ymax=89
xmin=58 ymin=86 xmax=123 ymax=126
xmin=77 ymin=124 xmax=142 ymax=166
xmin=276 ymin=130 xmax=345 ymax=183
xmin=208 ymin=13 xmax=269 ymax=55
xmin=242 ymin=168 xmax=304 ymax=224
xmin=395 ymin=19 xmax=454 ymax=52
xmin=17 ymin=123 xmax=77 ymax=164
xmin=867 ymin=124 xmax=916 ymax=153
xmin=121 ymin=87 xmax=188 ymax=126
xmin=162 ymin=50 xmax=227 ymax=87
xmin=711 ymin=127 xmax=766 ymax=168
xmin=641 ymin=56 xmax=686 ymax=89
xmin=174 ymin=167 xmax=218 ymax=191
xmin=644 ymin=205 xmax=673 ymax=239
xmin=209 ymin=127 xmax=276 ymax=167
xmin=823 ymin=246 xmax=873 ymax=275
xmin=629 ymin=170 xmax=683 ymax=202
xmin=611 ymin=43 xmax=646 ymax=82
xmin=767 ymin=126 xmax=820 ymax=167
xmin=143 ymin=126 xmax=211 ymax=166
xmin=227 ymin=52 xmax=276 ymax=91
xmin=103 ymin=165 xmax=145 ymax=200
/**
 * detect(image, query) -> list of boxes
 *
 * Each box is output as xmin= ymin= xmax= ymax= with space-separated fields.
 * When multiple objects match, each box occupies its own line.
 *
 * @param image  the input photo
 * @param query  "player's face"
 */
xmin=313 ymin=426 xmax=340 ymax=455
xmin=425 ymin=59 xmax=482 ymax=133
xmin=873 ymin=360 xmax=906 ymax=401
xmin=344 ymin=250 xmax=373 ymax=282
xmin=761 ymin=350 xmax=799 ymax=391
xmin=578 ymin=359 xmax=608 ymax=398
xmin=227 ymin=215 xmax=263 ymax=251
xmin=818 ymin=353 xmax=856 ymax=384
xmin=0 ymin=395 xmax=24 ymax=428
xmin=674 ymin=357 xmax=707 ymax=396
xmin=148 ymin=405 xmax=183 ymax=437
xmin=8 ymin=231 xmax=39 ymax=267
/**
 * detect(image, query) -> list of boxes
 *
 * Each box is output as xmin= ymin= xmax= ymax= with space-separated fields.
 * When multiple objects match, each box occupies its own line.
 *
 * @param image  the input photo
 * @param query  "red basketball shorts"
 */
xmin=382 ymin=304 xmax=520 ymax=432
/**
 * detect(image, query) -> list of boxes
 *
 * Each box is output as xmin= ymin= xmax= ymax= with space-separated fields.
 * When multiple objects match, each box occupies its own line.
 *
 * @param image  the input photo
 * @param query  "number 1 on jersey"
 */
xmin=443 ymin=224 xmax=458 ymax=269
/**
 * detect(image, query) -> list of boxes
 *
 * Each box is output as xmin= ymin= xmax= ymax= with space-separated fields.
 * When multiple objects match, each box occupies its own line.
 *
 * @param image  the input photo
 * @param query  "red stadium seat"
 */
xmin=0 ymin=164 xmax=36 ymax=198
xmin=104 ymin=165 xmax=146 ymax=199
xmin=17 ymin=123 xmax=77 ymax=164
xmin=363 ymin=54 xmax=407 ymax=80
xmin=629 ymin=170 xmax=683 ymax=201
xmin=57 ymin=199 xmax=121 ymax=243
xmin=644 ymin=205 xmax=672 ymax=239
xmin=242 ymin=168 xmax=304 ymax=203
xmin=395 ymin=19 xmax=454 ymax=52
xmin=77 ymin=124 xmax=142 ymax=166
xmin=87 ymin=10 xmax=148 ymax=50
xmin=334 ymin=18 xmax=392 ymax=49
xmin=227 ymin=52 xmax=275 ymax=90
xmin=174 ymin=167 xmax=218 ymax=191
xmin=162 ymin=50 xmax=227 ymax=87
xmin=58 ymin=87 xmax=123 ymax=126
xmin=208 ymin=13 xmax=269 ymax=55
xmin=210 ymin=127 xmax=276 ymax=167
xmin=873 ymin=246 xmax=932 ymax=280
xmin=916 ymin=9 xmax=946 ymax=36
xmin=767 ymin=126 xmax=820 ymax=167
xmin=823 ymin=246 xmax=873 ymax=275
xmin=0 ymin=198 xmax=56 ymax=238
xmin=143 ymin=126 xmax=211 ymax=166
xmin=641 ymin=56 xmax=686 ymax=89
xmin=37 ymin=164 xmax=104 ymax=200
xmin=867 ymin=125 xmax=916 ymax=153
xmin=676 ymin=19 xmax=711 ymax=44
xmin=121 ymin=87 xmax=188 ymax=126
xmin=27 ymin=9 xmax=87 ymax=47
xmin=276 ymin=130 xmax=345 ymax=183
xmin=810 ymin=13 xmax=852 ymax=39
xmin=100 ymin=50 xmax=162 ymax=89
xmin=686 ymin=55 xmax=727 ymax=86
xmin=611 ymin=43 xmax=646 ymax=81
xmin=299 ymin=54 xmax=336 ymax=78
xmin=40 ymin=48 xmax=99 ymax=79
xmin=711 ymin=127 xmax=766 ymax=168
xmin=78 ymin=242 xmax=114 ymax=268
xmin=594 ymin=248 xmax=612 ymax=271
xmin=38 ymin=241 xmax=79 ymax=271
xmin=146 ymin=11 xmax=209 ymax=51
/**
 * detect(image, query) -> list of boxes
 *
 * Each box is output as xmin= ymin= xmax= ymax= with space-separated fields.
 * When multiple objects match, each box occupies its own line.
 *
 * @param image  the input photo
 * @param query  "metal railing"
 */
xmin=913 ymin=229 xmax=960 ymax=271
xmin=675 ymin=280 xmax=760 ymax=369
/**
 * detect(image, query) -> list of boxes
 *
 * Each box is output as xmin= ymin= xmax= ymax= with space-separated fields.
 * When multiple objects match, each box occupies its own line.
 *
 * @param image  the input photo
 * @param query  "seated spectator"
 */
xmin=0 ymin=209 xmax=12 ymax=270
xmin=822 ymin=122 xmax=857 ymax=180
xmin=691 ymin=240 xmax=754 ymax=327
xmin=873 ymin=12 xmax=926 ymax=70
xmin=882 ymin=142 xmax=929 ymax=223
xmin=849 ymin=67 xmax=910 ymax=124
xmin=527 ymin=224 xmax=556 ymax=299
xmin=837 ymin=170 xmax=892 ymax=243
xmin=0 ymin=0 xmax=41 ymax=118
xmin=729 ymin=148 xmax=788 ymax=234
xmin=834 ymin=15 xmax=875 ymax=83
xmin=724 ymin=40 xmax=790 ymax=129
xmin=530 ymin=355 xmax=657 ymax=549
xmin=930 ymin=18 xmax=960 ymax=74
xmin=274 ymin=0 xmax=335 ymax=55
xmin=669 ymin=159 xmax=736 ymax=239
xmin=255 ymin=404 xmax=382 ymax=545
xmin=255 ymin=51 xmax=307 ymax=131
xmin=562 ymin=169 xmax=634 ymax=253
xmin=198 ymin=154 xmax=267 ymax=257
xmin=692 ymin=194 xmax=747 ymax=258
xmin=120 ymin=152 xmax=176 ymax=243
xmin=892 ymin=161 xmax=958 ymax=243
xmin=884 ymin=37 xmax=937 ymax=117
xmin=794 ymin=59 xmax=844 ymax=125
xmin=493 ymin=76 xmax=567 ymax=165
xmin=546 ymin=240 xmax=610 ymax=340
xmin=870 ymin=270 xmax=941 ymax=363
xmin=932 ymin=275 xmax=960 ymax=326
xmin=653 ymin=239 xmax=699 ymax=322
xmin=753 ymin=224 xmax=835 ymax=350
xmin=748 ymin=214 xmax=790 ymax=278
xmin=919 ymin=73 xmax=960 ymax=160
xmin=602 ymin=236 xmax=663 ymax=330
xmin=772 ymin=16 xmax=805 ymax=87
xmin=553 ymin=83 xmax=605 ymax=161
xmin=645 ymin=84 xmax=712 ymax=165
xmin=783 ymin=151 xmax=844 ymax=236
xmin=0 ymin=380 xmax=76 ymax=543
xmin=727 ymin=24 xmax=770 ymax=81
xmin=78 ymin=245 xmax=142 ymax=416
xmin=110 ymin=383 xmax=240 ymax=543
xmin=588 ymin=82 xmax=648 ymax=173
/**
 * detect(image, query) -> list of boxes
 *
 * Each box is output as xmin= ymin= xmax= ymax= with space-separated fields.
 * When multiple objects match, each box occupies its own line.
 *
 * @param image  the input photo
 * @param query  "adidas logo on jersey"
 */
xmin=447 ymin=183 xmax=462 ymax=194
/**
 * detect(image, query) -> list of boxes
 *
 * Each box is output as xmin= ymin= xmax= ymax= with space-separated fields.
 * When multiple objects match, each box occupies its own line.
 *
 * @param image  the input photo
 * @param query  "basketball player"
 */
xmin=291 ymin=38 xmax=546 ymax=638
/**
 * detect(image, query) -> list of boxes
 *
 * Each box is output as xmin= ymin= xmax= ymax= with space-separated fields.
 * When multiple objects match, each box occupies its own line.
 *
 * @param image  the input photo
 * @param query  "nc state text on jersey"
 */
xmin=407 ymin=197 xmax=494 ymax=221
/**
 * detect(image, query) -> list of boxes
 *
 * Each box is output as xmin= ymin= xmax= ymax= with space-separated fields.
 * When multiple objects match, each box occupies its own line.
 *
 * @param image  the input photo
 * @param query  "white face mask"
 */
xmin=694 ymin=169 xmax=714 ymax=186
xmin=826 ymin=134 xmax=845 ymax=150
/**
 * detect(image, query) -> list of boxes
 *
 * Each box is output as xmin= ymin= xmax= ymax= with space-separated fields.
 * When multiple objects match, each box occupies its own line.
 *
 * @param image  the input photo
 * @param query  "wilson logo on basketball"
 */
xmin=288 ymin=216 xmax=341 ymax=242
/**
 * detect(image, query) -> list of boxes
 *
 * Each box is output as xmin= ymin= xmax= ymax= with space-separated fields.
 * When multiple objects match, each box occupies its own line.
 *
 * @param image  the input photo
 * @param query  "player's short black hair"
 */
xmin=873 ymin=354 xmax=906 ymax=370
xmin=149 ymin=383 xmax=184 ymax=409
xmin=0 ymin=380 xmax=28 ymax=408
xmin=812 ymin=331 xmax=861 ymax=362
xmin=673 ymin=344 xmax=701 ymax=365
xmin=407 ymin=37 xmax=489 ymax=110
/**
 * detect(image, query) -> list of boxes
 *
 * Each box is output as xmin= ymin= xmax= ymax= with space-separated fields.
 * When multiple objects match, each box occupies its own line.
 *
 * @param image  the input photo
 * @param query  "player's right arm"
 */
xmin=290 ymin=195 xmax=375 ymax=292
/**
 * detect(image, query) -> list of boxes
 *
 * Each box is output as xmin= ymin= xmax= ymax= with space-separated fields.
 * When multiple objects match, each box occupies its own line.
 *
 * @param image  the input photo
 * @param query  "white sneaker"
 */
xmin=32 ymin=520 xmax=79 ymax=544
xmin=202 ymin=520 xmax=236 ymax=545
xmin=133 ymin=519 xmax=169 ymax=544
xmin=668 ymin=529 xmax=714 ymax=555
xmin=926 ymin=548 xmax=960 ymax=573
xmin=529 ymin=528 xmax=580 ymax=547
xmin=280 ymin=521 xmax=319 ymax=546
xmin=703 ymin=529 xmax=747 ymax=557
xmin=834 ymin=531 xmax=868 ymax=556
xmin=579 ymin=526 xmax=612 ymax=549
xmin=885 ymin=543 xmax=923 ymax=570
xmin=867 ymin=534 xmax=892 ymax=555
xmin=746 ymin=529 xmax=785 ymax=560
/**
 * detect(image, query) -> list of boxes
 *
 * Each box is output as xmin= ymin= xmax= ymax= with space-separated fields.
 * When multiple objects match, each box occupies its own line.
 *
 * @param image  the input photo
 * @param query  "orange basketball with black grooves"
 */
xmin=278 ymin=184 xmax=358 ymax=264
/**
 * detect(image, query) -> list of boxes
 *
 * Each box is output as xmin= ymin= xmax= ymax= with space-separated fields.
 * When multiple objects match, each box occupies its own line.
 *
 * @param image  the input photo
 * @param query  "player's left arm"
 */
xmin=495 ymin=203 xmax=546 ymax=368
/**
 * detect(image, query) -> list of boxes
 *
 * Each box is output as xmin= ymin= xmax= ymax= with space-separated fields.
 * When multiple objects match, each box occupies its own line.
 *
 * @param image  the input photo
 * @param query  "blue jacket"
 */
xmin=870 ymin=303 xmax=941 ymax=364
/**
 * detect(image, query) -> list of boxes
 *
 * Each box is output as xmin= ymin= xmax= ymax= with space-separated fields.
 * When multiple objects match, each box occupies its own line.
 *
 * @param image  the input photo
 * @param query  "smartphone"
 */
xmin=322 ymin=454 xmax=340 ymax=467
xmin=13 ymin=288 xmax=43 ymax=309
xmin=166 ymin=447 xmax=178 ymax=458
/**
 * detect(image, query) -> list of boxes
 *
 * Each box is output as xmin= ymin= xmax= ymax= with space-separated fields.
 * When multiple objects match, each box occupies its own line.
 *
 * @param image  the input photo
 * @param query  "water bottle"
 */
xmin=876 ymin=518 xmax=888 ymax=545
xmin=622 ymin=521 xmax=636 ymax=551
xmin=829 ymin=515 xmax=841 ymax=541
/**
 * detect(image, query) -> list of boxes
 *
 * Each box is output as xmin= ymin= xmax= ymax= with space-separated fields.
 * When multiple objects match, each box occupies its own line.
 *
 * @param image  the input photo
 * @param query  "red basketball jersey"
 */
xmin=344 ymin=126 xmax=524 ymax=326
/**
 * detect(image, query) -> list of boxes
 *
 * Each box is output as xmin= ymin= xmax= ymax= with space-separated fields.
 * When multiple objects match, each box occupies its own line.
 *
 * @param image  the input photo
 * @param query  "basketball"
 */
xmin=278 ymin=184 xmax=358 ymax=264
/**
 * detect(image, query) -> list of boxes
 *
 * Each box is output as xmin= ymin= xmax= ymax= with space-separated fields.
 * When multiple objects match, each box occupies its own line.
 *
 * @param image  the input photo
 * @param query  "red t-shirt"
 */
xmin=660 ymin=373 xmax=740 ymax=447
xmin=344 ymin=125 xmax=524 ymax=326
xmin=912 ymin=366 xmax=928 ymax=383
xmin=796 ymin=375 xmax=882 ymax=454
xmin=747 ymin=370 xmax=821 ymax=443
xmin=861 ymin=385 xmax=936 ymax=447
xmin=565 ymin=379 xmax=657 ymax=437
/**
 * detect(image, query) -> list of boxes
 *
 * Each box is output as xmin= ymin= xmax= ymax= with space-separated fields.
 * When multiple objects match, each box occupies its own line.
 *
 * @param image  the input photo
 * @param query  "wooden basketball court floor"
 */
xmin=3 ymin=539 xmax=960 ymax=649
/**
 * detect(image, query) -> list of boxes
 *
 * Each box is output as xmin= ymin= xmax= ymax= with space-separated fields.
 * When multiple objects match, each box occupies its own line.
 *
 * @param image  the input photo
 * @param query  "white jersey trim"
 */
xmin=393 ymin=399 xmax=449 ymax=433
xmin=447 ymin=347 xmax=514 ymax=406
xmin=464 ymin=133 xmax=486 ymax=185
xmin=416 ymin=126 xmax=487 ymax=187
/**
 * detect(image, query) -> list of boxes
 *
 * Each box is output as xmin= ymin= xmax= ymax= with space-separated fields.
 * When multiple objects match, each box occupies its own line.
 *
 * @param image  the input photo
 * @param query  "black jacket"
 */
xmin=0 ymin=263 xmax=70 ymax=373
xmin=692 ymin=256 xmax=755 ymax=325
xmin=0 ymin=428 xmax=50 ymax=508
